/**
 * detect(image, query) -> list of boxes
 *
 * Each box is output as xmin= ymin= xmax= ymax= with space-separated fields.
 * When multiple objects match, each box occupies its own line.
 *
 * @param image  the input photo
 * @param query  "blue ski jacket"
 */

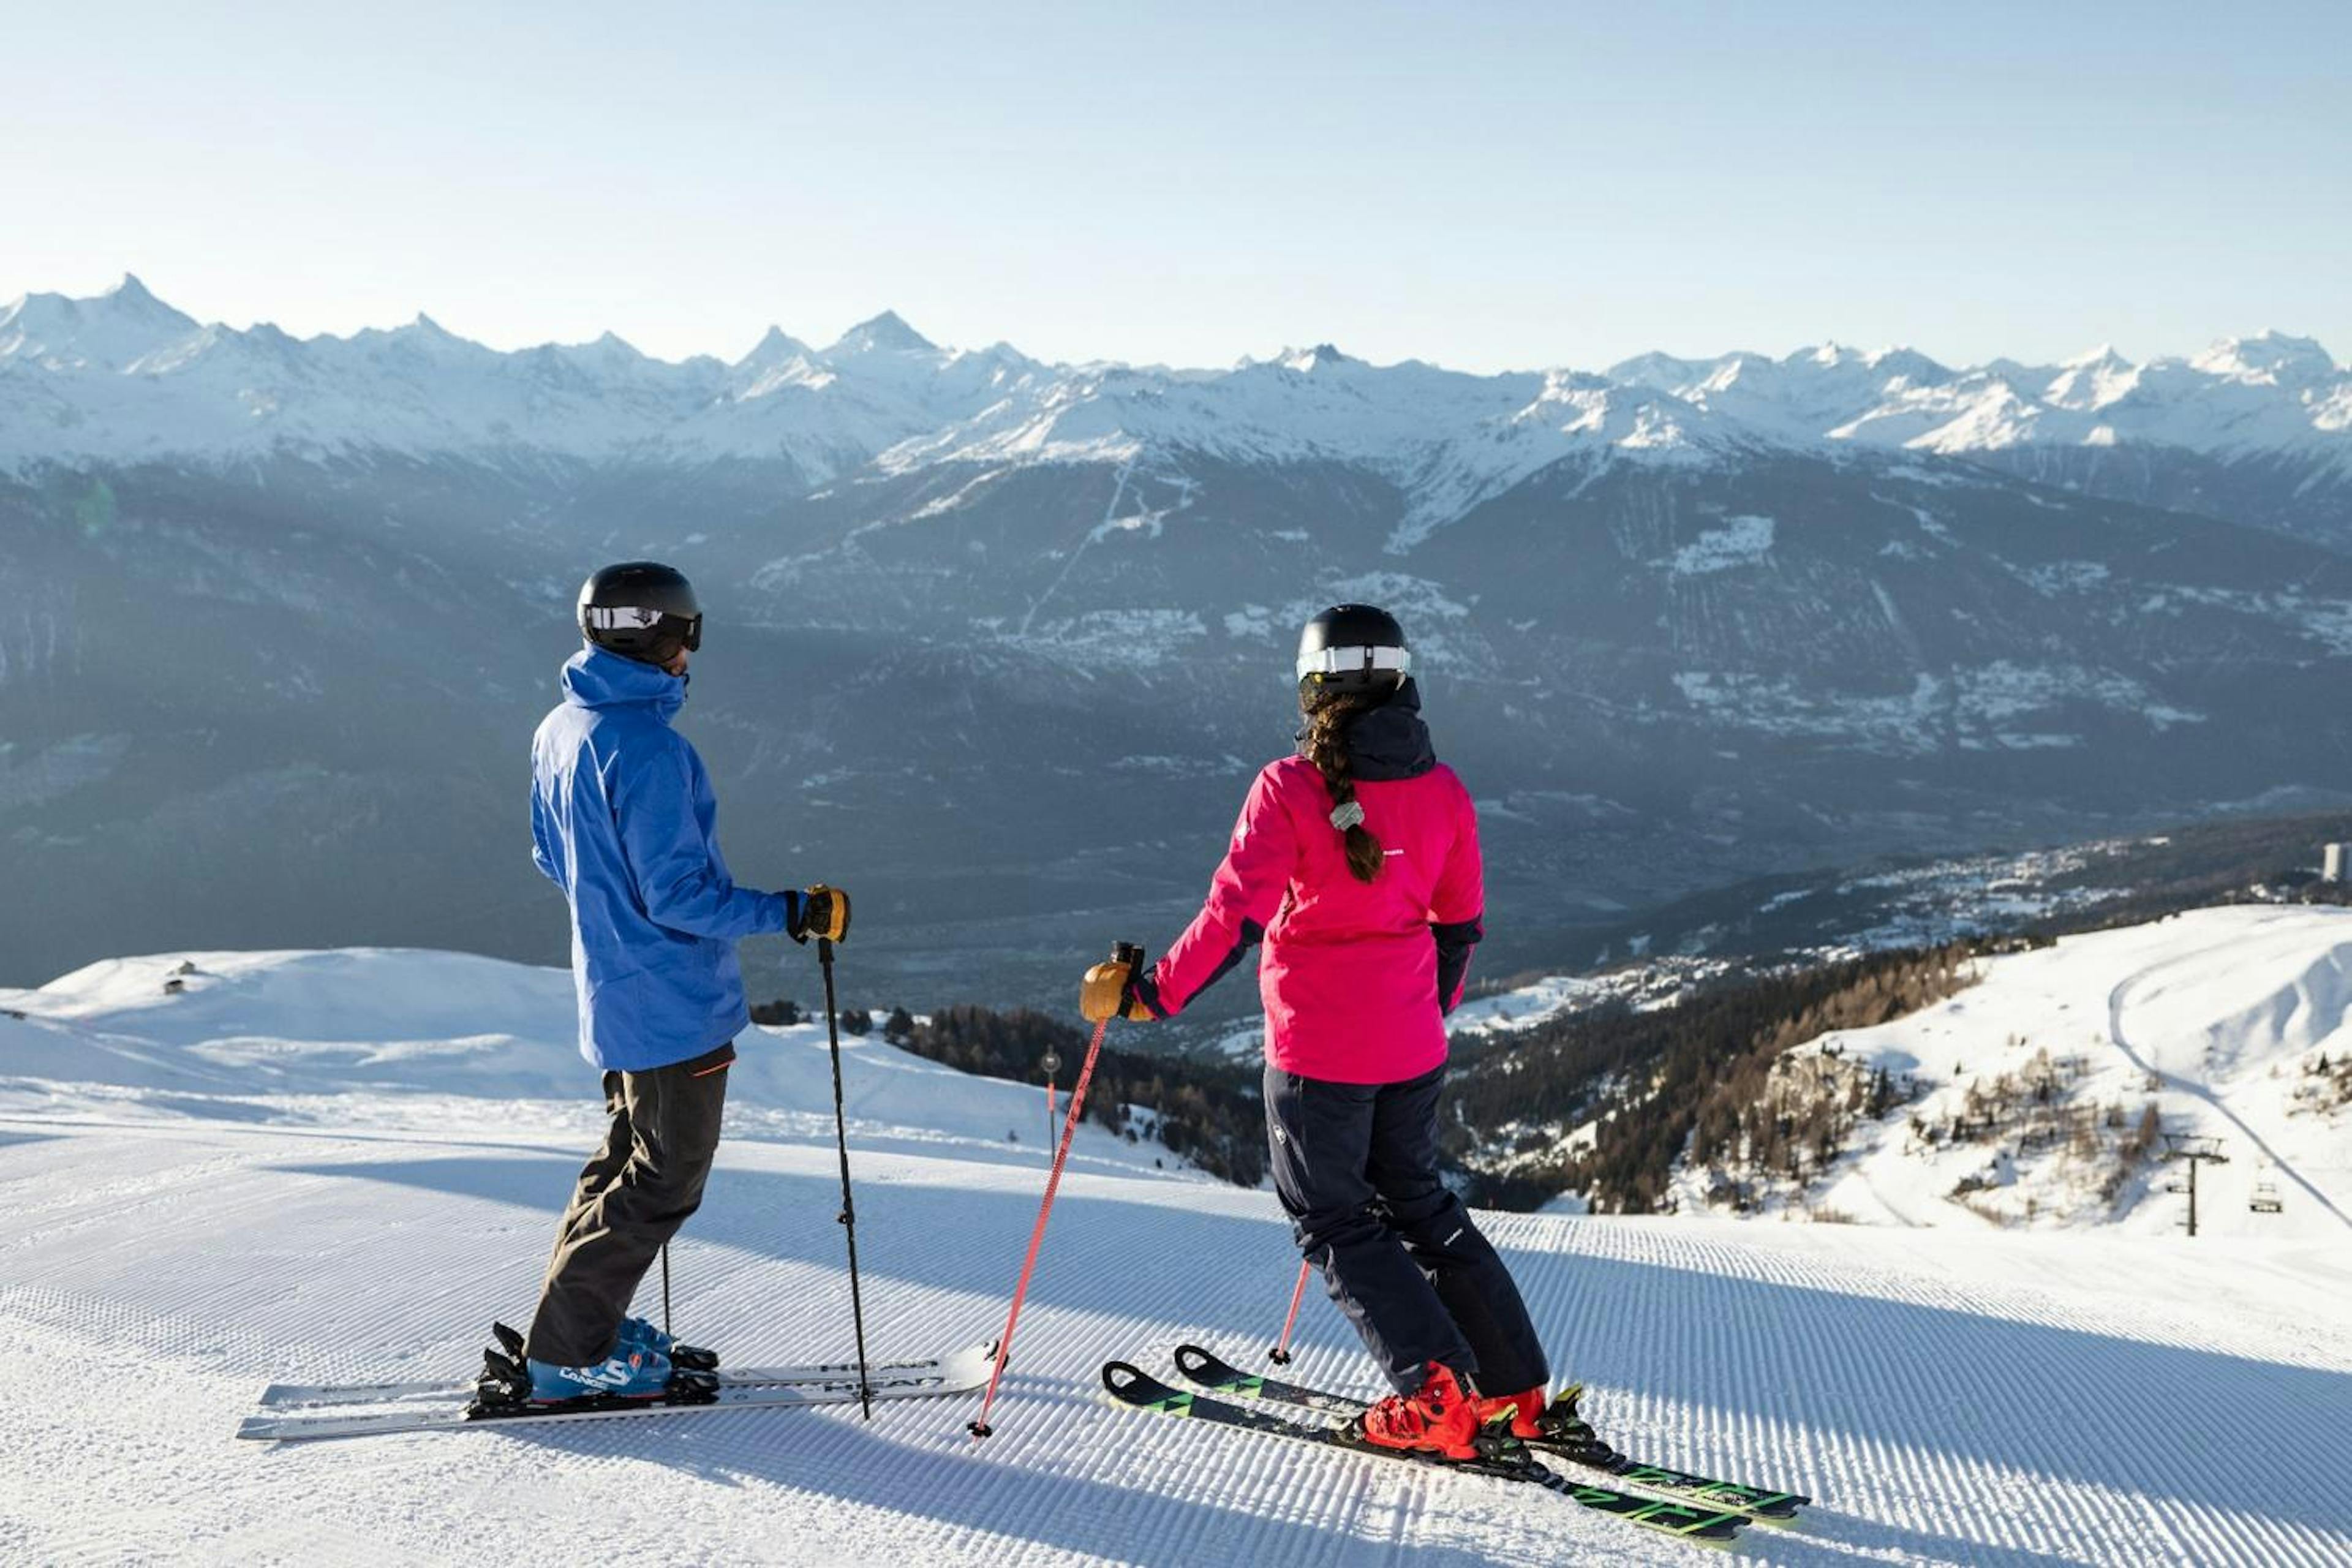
xmin=531 ymin=646 xmax=794 ymax=1071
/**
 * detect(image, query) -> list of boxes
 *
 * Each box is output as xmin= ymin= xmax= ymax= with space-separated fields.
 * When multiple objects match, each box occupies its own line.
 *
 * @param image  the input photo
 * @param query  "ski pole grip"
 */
xmin=1110 ymin=941 xmax=1147 ymax=1015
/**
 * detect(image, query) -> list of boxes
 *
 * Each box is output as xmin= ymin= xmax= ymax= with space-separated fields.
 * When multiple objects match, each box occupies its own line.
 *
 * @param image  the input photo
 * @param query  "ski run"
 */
xmin=4 ymin=935 xmax=2350 ymax=1564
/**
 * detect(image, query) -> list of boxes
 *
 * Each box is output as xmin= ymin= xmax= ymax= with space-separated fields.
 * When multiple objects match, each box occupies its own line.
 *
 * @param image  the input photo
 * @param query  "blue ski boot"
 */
xmin=526 ymin=1343 xmax=673 ymax=1403
xmin=619 ymin=1316 xmax=720 ymax=1371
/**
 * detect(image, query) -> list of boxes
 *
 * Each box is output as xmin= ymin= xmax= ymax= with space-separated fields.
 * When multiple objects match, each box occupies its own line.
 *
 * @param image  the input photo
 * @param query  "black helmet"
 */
xmin=1296 ymin=603 xmax=1411 ymax=692
xmin=579 ymin=562 xmax=703 ymax=665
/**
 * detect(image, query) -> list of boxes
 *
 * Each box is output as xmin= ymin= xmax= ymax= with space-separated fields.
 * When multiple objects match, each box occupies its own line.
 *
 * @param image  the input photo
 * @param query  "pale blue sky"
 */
xmin=8 ymin=1 xmax=2346 ymax=372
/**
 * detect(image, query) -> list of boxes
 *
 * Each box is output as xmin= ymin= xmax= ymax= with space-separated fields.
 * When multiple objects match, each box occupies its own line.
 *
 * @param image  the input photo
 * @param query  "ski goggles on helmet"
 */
xmin=584 ymin=604 xmax=703 ymax=651
xmin=1296 ymin=643 xmax=1411 ymax=684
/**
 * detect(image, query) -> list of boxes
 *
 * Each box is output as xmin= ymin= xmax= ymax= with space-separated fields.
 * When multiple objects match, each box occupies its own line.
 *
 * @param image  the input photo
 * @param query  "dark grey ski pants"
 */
xmin=1265 ymin=1061 xmax=1550 ymax=1399
xmin=524 ymin=1039 xmax=734 ymax=1366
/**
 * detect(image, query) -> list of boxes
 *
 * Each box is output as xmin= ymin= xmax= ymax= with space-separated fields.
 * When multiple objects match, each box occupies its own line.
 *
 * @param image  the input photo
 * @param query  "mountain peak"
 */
xmin=1793 ymin=342 xmax=1861 ymax=368
xmin=94 ymin=273 xmax=197 ymax=333
xmin=1782 ymin=342 xmax=1936 ymax=377
xmin=367 ymin=312 xmax=496 ymax=364
xmin=829 ymin=311 xmax=935 ymax=356
xmin=0 ymin=274 xmax=198 ymax=369
xmin=104 ymin=273 xmax=167 ymax=311
xmin=2045 ymin=345 xmax=2141 ymax=410
xmin=738 ymin=324 xmax=814 ymax=366
xmin=1607 ymin=351 xmax=1728 ymax=390
xmin=1279 ymin=343 xmax=1351 ymax=372
xmin=2192 ymin=331 xmax=2339 ymax=387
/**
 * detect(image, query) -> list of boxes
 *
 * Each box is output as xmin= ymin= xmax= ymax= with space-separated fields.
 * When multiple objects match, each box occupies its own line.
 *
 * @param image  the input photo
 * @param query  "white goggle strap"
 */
xmin=1296 ymin=644 xmax=1412 ymax=683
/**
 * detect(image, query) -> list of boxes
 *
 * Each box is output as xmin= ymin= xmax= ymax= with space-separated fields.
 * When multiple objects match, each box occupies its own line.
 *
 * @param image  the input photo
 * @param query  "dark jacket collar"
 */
xmin=1298 ymin=678 xmax=1437 ymax=781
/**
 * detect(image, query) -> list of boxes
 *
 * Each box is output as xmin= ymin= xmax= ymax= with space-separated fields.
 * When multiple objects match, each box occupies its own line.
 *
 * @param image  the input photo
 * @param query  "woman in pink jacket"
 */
xmin=1083 ymin=605 xmax=1549 ymax=1461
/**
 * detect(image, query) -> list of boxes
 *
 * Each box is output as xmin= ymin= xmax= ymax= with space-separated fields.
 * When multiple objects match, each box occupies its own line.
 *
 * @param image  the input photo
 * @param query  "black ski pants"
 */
xmin=524 ymin=1040 xmax=734 ymax=1366
xmin=1265 ymin=1061 xmax=1550 ymax=1399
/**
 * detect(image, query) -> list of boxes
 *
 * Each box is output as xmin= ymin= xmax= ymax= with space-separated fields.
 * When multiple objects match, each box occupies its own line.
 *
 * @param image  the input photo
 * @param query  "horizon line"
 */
xmin=6 ymin=272 xmax=2338 ymax=385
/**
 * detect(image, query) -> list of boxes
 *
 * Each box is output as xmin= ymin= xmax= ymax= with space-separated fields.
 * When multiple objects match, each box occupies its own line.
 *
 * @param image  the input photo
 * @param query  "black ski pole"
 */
xmin=819 ymin=935 xmax=875 ymax=1419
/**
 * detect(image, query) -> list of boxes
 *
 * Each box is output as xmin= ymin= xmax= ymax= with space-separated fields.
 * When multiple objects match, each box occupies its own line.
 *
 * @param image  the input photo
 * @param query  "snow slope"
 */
xmin=4 ymin=947 xmax=2349 ymax=1566
xmin=1704 ymin=907 xmax=2352 ymax=1241
xmin=0 ymin=949 xmax=1143 ymax=1171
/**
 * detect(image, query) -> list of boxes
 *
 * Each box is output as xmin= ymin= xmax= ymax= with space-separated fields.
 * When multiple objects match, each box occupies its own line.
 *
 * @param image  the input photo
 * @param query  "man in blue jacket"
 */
xmin=519 ymin=561 xmax=847 ymax=1403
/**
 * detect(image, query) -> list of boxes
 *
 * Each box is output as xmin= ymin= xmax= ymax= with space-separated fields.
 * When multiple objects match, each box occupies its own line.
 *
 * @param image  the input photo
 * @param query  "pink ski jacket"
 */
xmin=1137 ymin=696 xmax=1484 ymax=1085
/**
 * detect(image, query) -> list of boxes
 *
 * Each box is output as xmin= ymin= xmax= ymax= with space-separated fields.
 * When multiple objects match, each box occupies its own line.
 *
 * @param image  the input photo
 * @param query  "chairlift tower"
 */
xmin=2162 ymin=1133 xmax=2229 ymax=1238
xmin=1040 ymin=1050 xmax=1062 ymax=1148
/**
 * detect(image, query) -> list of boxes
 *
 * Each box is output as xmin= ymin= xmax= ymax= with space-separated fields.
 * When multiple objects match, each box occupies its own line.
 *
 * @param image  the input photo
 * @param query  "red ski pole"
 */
xmin=968 ymin=941 xmax=1142 ymax=1440
xmin=1268 ymin=1257 xmax=1313 ymax=1365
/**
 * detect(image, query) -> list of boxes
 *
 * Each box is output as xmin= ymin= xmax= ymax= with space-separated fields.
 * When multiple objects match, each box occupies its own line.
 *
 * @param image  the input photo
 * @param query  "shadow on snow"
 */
xmin=273 ymin=1150 xmax=2352 ymax=1556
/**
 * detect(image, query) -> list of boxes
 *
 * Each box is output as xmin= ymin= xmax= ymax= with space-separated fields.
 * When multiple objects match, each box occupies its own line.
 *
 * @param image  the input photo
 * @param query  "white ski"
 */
xmin=237 ymin=1340 xmax=995 ymax=1442
xmin=258 ymin=1347 xmax=971 ymax=1410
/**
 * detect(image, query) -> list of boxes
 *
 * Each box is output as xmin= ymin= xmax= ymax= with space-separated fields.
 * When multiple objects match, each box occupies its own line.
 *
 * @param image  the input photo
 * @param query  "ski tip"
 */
xmin=1741 ymin=1493 xmax=1810 ymax=1521
xmin=1100 ymin=1361 xmax=1149 ymax=1397
xmin=921 ymin=1340 xmax=1000 ymax=1382
xmin=1171 ymin=1343 xmax=1223 ymax=1380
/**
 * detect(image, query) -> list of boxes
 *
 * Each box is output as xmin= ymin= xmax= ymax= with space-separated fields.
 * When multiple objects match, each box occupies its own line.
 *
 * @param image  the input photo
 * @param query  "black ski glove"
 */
xmin=790 ymin=884 xmax=851 ymax=943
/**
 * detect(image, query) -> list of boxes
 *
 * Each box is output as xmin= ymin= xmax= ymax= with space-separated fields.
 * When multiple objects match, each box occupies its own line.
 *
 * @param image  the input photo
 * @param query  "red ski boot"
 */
xmin=1473 ymin=1385 xmax=1547 ymax=1439
xmin=1357 ymin=1362 xmax=1480 ymax=1461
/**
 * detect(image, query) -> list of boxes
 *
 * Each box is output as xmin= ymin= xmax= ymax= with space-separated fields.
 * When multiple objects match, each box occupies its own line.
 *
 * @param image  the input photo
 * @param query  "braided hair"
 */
xmin=1300 ymin=688 xmax=1386 ymax=883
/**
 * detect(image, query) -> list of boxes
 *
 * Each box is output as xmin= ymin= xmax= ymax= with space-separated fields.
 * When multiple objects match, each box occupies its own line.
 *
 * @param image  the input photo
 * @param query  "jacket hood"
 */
xmin=560 ymin=644 xmax=687 ymax=723
xmin=1348 ymin=678 xmax=1437 ymax=780
xmin=1296 ymin=678 xmax=1436 ymax=781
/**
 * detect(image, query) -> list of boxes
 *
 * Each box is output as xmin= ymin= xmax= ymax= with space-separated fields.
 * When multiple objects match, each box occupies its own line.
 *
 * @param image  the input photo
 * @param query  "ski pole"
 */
xmin=661 ymin=1243 xmax=673 ymax=1344
xmin=969 ymin=941 xmax=1142 ymax=1440
xmin=818 ymin=936 xmax=875 ymax=1419
xmin=1268 ymin=1257 xmax=1312 ymax=1365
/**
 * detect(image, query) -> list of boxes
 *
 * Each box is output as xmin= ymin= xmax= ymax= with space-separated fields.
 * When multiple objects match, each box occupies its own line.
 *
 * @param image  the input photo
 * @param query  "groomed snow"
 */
xmin=2 ymin=944 xmax=2348 ymax=1565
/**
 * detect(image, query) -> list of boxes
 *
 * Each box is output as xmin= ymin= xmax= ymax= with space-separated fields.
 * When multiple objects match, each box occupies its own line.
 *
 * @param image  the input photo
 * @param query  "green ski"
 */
xmin=1170 ymin=1342 xmax=1807 ymax=1523
xmin=1102 ymin=1361 xmax=1747 ymax=1545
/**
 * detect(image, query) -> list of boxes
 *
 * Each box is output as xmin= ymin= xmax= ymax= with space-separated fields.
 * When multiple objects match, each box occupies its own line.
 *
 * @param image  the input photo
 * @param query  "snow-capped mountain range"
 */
xmin=12 ymin=274 xmax=2352 ymax=1003
xmin=0 ymin=277 xmax=1042 ymax=481
xmin=6 ymin=277 xmax=2346 ymax=545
